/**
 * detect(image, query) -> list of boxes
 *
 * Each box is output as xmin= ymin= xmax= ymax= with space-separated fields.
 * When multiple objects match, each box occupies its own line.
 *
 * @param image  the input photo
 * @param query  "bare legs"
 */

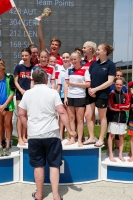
xmin=34 ymin=167 xmax=44 ymax=200
xmin=84 ymin=105 xmax=107 ymax=146
xmin=17 ymin=100 xmax=27 ymax=145
xmin=0 ymin=111 xmax=13 ymax=148
xmin=75 ymin=107 xmax=85 ymax=147
xmin=98 ymin=108 xmax=107 ymax=143
xmin=65 ymin=106 xmax=85 ymax=147
xmin=50 ymin=167 xmax=61 ymax=200
xmin=108 ymin=133 xmax=125 ymax=162
xmin=84 ymin=103 xmax=95 ymax=144
xmin=34 ymin=167 xmax=61 ymax=200
xmin=108 ymin=133 xmax=116 ymax=162
xmin=0 ymin=113 xmax=4 ymax=147
xmin=118 ymin=135 xmax=126 ymax=162
xmin=65 ymin=106 xmax=76 ymax=145
xmin=128 ymin=136 xmax=133 ymax=162
xmin=4 ymin=111 xmax=13 ymax=147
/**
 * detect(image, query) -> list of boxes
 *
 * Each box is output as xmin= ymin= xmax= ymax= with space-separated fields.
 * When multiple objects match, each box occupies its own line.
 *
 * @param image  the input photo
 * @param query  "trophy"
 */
xmin=35 ymin=8 xmax=51 ymax=25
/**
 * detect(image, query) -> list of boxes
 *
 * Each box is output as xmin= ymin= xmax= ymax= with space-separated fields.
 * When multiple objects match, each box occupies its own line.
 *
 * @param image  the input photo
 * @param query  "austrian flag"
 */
xmin=0 ymin=0 xmax=15 ymax=15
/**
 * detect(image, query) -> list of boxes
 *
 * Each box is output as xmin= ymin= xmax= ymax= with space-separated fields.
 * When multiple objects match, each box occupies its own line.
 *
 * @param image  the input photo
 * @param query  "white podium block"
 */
xmin=101 ymin=153 xmax=133 ymax=183
xmin=0 ymin=146 xmax=20 ymax=185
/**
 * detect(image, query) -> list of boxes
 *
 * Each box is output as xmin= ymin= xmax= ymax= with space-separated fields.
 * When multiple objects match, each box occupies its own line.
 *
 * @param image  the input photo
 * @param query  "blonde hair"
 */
xmin=50 ymin=38 xmax=61 ymax=47
xmin=71 ymin=51 xmax=82 ymax=59
xmin=84 ymin=41 xmax=97 ymax=55
xmin=49 ymin=55 xmax=56 ymax=60
xmin=39 ymin=50 xmax=48 ymax=57
xmin=114 ymin=77 xmax=125 ymax=84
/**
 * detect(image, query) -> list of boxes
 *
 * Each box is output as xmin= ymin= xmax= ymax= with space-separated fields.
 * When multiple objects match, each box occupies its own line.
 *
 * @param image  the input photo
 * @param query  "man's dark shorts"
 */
xmin=28 ymin=137 xmax=62 ymax=168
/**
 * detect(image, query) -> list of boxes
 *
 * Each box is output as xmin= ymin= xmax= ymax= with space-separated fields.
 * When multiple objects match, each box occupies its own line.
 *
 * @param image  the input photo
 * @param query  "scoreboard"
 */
xmin=0 ymin=0 xmax=114 ymax=72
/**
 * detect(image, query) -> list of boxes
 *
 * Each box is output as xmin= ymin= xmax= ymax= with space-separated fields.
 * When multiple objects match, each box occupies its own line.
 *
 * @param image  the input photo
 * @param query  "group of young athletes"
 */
xmin=0 ymin=19 xmax=133 ymax=163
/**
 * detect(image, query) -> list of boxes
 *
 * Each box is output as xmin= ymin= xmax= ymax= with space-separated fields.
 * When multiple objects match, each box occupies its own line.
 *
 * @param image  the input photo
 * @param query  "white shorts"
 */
xmin=108 ymin=122 xmax=126 ymax=135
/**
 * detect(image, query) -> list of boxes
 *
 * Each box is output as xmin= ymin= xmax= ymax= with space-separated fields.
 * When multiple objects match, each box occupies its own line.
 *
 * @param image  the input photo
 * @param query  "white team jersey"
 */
xmin=65 ymin=66 xmax=91 ymax=98
xmin=31 ymin=64 xmax=55 ymax=88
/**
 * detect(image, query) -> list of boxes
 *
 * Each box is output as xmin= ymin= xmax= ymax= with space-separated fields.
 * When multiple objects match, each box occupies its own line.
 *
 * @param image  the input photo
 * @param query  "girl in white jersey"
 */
xmin=31 ymin=51 xmax=55 ymax=89
xmin=57 ymin=52 xmax=71 ymax=140
xmin=64 ymin=52 xmax=91 ymax=147
xmin=48 ymin=55 xmax=60 ymax=88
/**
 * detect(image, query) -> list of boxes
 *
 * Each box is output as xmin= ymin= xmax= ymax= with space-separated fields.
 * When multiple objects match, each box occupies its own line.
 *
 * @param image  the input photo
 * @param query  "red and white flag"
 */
xmin=0 ymin=0 xmax=15 ymax=15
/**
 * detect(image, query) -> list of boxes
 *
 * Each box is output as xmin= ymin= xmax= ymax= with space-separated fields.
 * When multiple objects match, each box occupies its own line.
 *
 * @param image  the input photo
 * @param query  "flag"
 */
xmin=0 ymin=0 xmax=15 ymax=15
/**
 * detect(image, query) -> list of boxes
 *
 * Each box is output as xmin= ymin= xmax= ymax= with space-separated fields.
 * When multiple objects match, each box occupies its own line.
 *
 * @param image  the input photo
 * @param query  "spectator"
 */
xmin=18 ymin=69 xmax=76 ymax=200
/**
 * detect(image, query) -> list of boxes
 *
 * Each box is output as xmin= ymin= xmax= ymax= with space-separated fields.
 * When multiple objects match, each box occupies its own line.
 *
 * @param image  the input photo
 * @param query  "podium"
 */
xmin=2 ymin=141 xmax=133 ymax=185
xmin=18 ymin=139 xmax=101 ymax=184
xmin=101 ymin=153 xmax=133 ymax=182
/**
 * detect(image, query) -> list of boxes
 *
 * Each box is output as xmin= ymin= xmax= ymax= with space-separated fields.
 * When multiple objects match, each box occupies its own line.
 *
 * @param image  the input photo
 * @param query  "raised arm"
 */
xmin=38 ymin=21 xmax=46 ymax=51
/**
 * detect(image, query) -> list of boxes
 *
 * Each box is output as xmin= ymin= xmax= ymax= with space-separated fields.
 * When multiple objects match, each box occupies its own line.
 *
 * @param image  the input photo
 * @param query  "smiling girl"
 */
xmin=14 ymin=48 xmax=34 ymax=146
xmin=107 ymin=77 xmax=130 ymax=162
xmin=31 ymin=50 xmax=55 ymax=89
xmin=64 ymin=51 xmax=91 ymax=147
xmin=87 ymin=44 xmax=116 ymax=147
xmin=57 ymin=52 xmax=71 ymax=140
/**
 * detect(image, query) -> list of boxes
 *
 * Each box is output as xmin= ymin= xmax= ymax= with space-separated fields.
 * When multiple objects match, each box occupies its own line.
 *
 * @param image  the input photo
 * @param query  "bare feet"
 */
xmin=66 ymin=137 xmax=70 ymax=141
xmin=127 ymin=157 xmax=133 ymax=162
xmin=109 ymin=155 xmax=117 ymax=162
xmin=78 ymin=140 xmax=83 ymax=147
xmin=65 ymin=137 xmax=75 ymax=145
xmin=119 ymin=155 xmax=126 ymax=162
xmin=18 ymin=138 xmax=26 ymax=146
xmin=23 ymin=138 xmax=28 ymax=143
